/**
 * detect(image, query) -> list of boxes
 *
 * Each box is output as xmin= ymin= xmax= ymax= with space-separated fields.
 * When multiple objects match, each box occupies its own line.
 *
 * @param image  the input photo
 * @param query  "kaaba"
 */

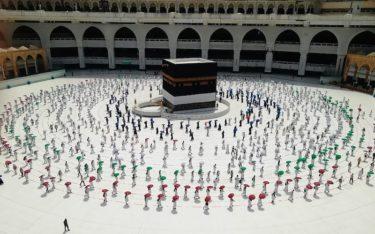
xmin=161 ymin=58 xmax=217 ymax=112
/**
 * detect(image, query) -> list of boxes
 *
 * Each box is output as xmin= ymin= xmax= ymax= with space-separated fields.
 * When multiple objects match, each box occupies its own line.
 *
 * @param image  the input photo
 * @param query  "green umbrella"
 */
xmin=174 ymin=170 xmax=179 ymax=176
xmin=114 ymin=172 xmax=120 ymax=178
xmin=277 ymin=170 xmax=284 ymax=177
xmin=76 ymin=156 xmax=82 ymax=161
xmin=308 ymin=164 xmax=314 ymax=170
xmin=160 ymin=176 xmax=166 ymax=181
xmin=121 ymin=165 xmax=126 ymax=170
xmin=240 ymin=166 xmax=247 ymax=172
xmin=311 ymin=154 xmax=317 ymax=160
xmin=335 ymin=154 xmax=341 ymax=161
xmin=294 ymin=166 xmax=300 ymax=171
xmin=112 ymin=162 xmax=117 ymax=168
xmin=286 ymin=160 xmax=291 ymax=166
xmin=146 ymin=166 xmax=153 ymax=171
xmin=198 ymin=169 xmax=203 ymax=175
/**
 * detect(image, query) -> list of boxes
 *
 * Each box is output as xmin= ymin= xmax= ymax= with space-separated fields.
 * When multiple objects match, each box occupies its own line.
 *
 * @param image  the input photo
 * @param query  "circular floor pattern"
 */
xmin=0 ymin=74 xmax=374 ymax=234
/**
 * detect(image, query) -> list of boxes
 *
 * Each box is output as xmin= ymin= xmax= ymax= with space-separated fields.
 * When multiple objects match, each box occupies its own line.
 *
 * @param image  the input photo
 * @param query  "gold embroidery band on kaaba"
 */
xmin=162 ymin=72 xmax=216 ymax=83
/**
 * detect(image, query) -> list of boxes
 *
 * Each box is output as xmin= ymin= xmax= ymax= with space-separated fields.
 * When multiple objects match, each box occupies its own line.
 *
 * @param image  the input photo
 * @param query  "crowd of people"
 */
xmin=0 ymin=73 xmax=374 ymax=214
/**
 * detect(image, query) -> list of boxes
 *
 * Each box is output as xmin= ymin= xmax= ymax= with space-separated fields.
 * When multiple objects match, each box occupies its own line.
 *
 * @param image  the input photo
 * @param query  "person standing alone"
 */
xmin=63 ymin=218 xmax=70 ymax=232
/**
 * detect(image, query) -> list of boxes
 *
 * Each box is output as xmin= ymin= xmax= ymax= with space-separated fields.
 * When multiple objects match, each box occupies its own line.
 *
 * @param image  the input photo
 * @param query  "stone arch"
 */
xmin=310 ymin=30 xmax=338 ymax=45
xmin=275 ymin=29 xmax=300 ymax=44
xmin=149 ymin=3 xmax=156 ymax=13
xmin=168 ymin=3 xmax=175 ymax=13
xmin=146 ymin=27 xmax=168 ymax=41
xmin=16 ymin=55 xmax=27 ymax=77
xmin=218 ymin=4 xmax=225 ymax=14
xmin=237 ymin=4 xmax=245 ymax=14
xmin=357 ymin=65 xmax=370 ymax=79
xmin=207 ymin=4 xmax=214 ymax=13
xmin=83 ymin=26 xmax=105 ymax=40
xmin=307 ymin=4 xmax=314 ymax=14
xmin=12 ymin=25 xmax=41 ymax=47
xmin=177 ymin=28 xmax=201 ymax=41
xmin=50 ymin=26 xmax=76 ymax=40
xmin=198 ymin=3 xmax=205 ymax=13
xmin=210 ymin=28 xmax=233 ymax=42
xmin=246 ymin=4 xmax=253 ymax=14
xmin=111 ymin=2 xmax=118 ymax=12
xmin=266 ymin=4 xmax=274 ymax=14
xmin=187 ymin=3 xmax=194 ymax=13
xmin=257 ymin=4 xmax=265 ymax=14
xmin=242 ymin=29 xmax=266 ymax=43
xmin=277 ymin=4 xmax=285 ymax=14
xmin=179 ymin=3 xmax=186 ymax=13
xmin=114 ymin=27 xmax=137 ymax=41
xmin=297 ymin=5 xmax=305 ymax=14
xmin=140 ymin=3 xmax=147 ymax=13
xmin=129 ymin=2 xmax=137 ymax=12
xmin=227 ymin=4 xmax=234 ymax=14
xmin=286 ymin=4 xmax=294 ymax=14
xmin=177 ymin=28 xmax=201 ymax=58
xmin=159 ymin=3 xmax=166 ymax=13
xmin=347 ymin=31 xmax=375 ymax=54
xmin=121 ymin=3 xmax=128 ymax=12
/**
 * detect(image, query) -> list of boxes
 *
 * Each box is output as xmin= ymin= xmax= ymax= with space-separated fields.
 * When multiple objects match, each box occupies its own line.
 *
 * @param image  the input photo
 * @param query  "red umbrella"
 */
xmin=205 ymin=196 xmax=212 ymax=203
xmin=184 ymin=185 xmax=191 ymax=190
xmin=276 ymin=180 xmax=283 ymax=185
xmin=113 ymin=181 xmax=119 ymax=186
xmin=157 ymin=194 xmax=164 ymax=199
xmin=195 ymin=186 xmax=202 ymax=191
xmin=89 ymin=176 xmax=96 ymax=182
xmin=286 ymin=178 xmax=293 ymax=183
xmin=263 ymin=181 xmax=269 ymax=185
xmin=50 ymin=177 xmax=55 ymax=181
xmin=27 ymin=159 xmax=32 ymax=163
xmin=295 ymin=176 xmax=302 ymax=180
xmin=147 ymin=184 xmax=154 ymax=190
xmin=259 ymin=193 xmax=266 ymax=199
xmin=248 ymin=194 xmax=256 ymax=201
xmin=219 ymin=185 xmax=225 ymax=190
xmin=64 ymin=182 xmax=71 ymax=186
xmin=125 ymin=191 xmax=131 ymax=196
xmin=332 ymin=165 xmax=338 ymax=170
xmin=162 ymin=184 xmax=168 ymax=190
xmin=244 ymin=184 xmax=250 ymax=188
xmin=206 ymin=185 xmax=213 ymax=190
xmin=144 ymin=193 xmax=151 ymax=199
xmin=45 ymin=166 xmax=50 ymax=171
xmin=102 ymin=189 xmax=109 ymax=193
xmin=306 ymin=184 xmax=313 ymax=190
xmin=174 ymin=183 xmax=180 ymax=189
xmin=42 ymin=181 xmax=49 ymax=187
xmin=228 ymin=193 xmax=234 ymax=199
xmin=313 ymin=182 xmax=321 ymax=187
xmin=318 ymin=169 xmax=325 ymax=174
xmin=85 ymin=185 xmax=90 ymax=189
xmin=5 ymin=160 xmax=12 ymax=166
xmin=327 ymin=180 xmax=334 ymax=185
xmin=172 ymin=195 xmax=179 ymax=201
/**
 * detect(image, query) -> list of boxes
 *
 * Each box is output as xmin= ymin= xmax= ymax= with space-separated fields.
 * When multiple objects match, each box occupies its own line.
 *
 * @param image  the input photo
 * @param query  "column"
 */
xmin=264 ymin=50 xmax=273 ymax=73
xmin=12 ymin=59 xmax=19 ymax=77
xmin=34 ymin=60 xmax=39 ymax=73
xmin=138 ymin=47 xmax=145 ymax=70
xmin=45 ymin=46 xmax=53 ymax=70
xmin=335 ymin=54 xmax=346 ymax=76
xmin=298 ymin=52 xmax=307 ymax=76
xmin=24 ymin=61 xmax=29 ymax=75
xmin=170 ymin=47 xmax=176 ymax=59
xmin=77 ymin=46 xmax=85 ymax=69
xmin=202 ymin=49 xmax=208 ymax=59
xmin=233 ymin=49 xmax=240 ymax=72
xmin=107 ymin=45 xmax=115 ymax=69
